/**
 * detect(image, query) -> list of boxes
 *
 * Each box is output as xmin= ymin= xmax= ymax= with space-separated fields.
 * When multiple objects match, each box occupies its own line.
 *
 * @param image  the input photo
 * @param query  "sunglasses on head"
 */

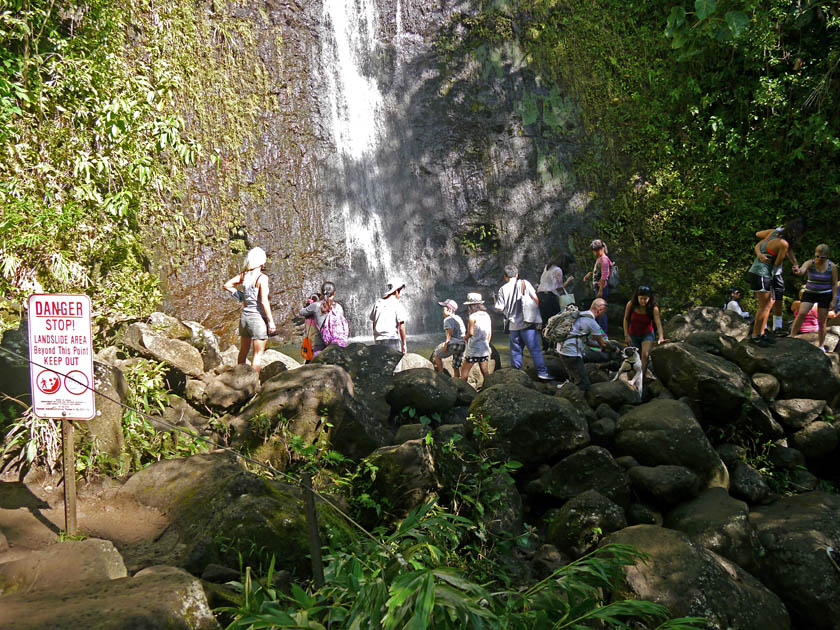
xmin=638 ymin=286 xmax=651 ymax=293
xmin=816 ymin=255 xmax=828 ymax=259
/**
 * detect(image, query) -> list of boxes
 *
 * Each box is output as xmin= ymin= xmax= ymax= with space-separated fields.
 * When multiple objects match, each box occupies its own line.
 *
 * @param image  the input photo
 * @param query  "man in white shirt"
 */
xmin=370 ymin=279 xmax=407 ymax=353
xmin=559 ymin=298 xmax=610 ymax=391
xmin=495 ymin=264 xmax=553 ymax=381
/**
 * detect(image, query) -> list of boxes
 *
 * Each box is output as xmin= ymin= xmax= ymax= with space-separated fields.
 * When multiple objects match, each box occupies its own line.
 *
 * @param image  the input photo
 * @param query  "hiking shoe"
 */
xmin=760 ymin=332 xmax=776 ymax=344
xmin=773 ymin=329 xmax=789 ymax=337
xmin=749 ymin=336 xmax=771 ymax=347
xmin=537 ymin=373 xmax=555 ymax=381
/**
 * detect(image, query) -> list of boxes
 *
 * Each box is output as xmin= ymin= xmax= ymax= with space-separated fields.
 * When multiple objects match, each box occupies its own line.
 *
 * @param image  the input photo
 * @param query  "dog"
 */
xmin=612 ymin=346 xmax=644 ymax=394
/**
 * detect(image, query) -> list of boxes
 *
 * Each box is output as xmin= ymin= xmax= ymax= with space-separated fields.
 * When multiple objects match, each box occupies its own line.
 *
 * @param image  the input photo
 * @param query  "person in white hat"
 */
xmin=432 ymin=298 xmax=466 ymax=373
xmin=369 ymin=278 xmax=407 ymax=353
xmin=222 ymin=246 xmax=276 ymax=375
xmin=461 ymin=292 xmax=492 ymax=381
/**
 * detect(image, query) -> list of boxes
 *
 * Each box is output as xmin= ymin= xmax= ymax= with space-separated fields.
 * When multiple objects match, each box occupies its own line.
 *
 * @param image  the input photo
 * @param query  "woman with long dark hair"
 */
xmin=622 ymin=285 xmax=664 ymax=375
xmin=299 ymin=281 xmax=345 ymax=357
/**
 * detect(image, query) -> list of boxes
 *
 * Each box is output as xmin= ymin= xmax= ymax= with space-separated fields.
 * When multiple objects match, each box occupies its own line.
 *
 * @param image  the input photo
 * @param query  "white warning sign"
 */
xmin=27 ymin=294 xmax=96 ymax=420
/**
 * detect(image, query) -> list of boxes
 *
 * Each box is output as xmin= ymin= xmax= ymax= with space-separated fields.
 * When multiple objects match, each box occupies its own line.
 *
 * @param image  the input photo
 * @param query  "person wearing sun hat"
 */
xmin=460 ymin=292 xmax=493 ymax=381
xmin=432 ymin=298 xmax=466 ymax=373
xmin=369 ymin=278 xmax=407 ymax=353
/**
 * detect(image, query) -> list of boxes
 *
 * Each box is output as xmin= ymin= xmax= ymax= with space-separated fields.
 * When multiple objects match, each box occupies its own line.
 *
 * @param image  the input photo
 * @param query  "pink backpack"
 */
xmin=320 ymin=308 xmax=349 ymax=347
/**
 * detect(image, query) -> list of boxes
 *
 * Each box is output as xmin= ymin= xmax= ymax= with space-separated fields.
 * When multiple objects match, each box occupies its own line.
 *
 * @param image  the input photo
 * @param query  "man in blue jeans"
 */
xmin=495 ymin=264 xmax=554 ymax=381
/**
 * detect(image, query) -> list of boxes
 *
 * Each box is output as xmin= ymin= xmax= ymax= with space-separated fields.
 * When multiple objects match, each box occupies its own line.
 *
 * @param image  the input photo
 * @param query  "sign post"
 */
xmin=27 ymin=294 xmax=95 ymax=535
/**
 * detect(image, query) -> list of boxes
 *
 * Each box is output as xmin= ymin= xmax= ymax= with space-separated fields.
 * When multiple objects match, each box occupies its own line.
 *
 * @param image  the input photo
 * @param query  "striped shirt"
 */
xmin=805 ymin=260 xmax=834 ymax=293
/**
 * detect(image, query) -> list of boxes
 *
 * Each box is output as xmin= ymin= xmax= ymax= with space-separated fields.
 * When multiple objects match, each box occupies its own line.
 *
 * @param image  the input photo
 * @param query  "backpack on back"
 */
xmin=607 ymin=259 xmax=619 ymax=289
xmin=320 ymin=308 xmax=349 ymax=347
xmin=543 ymin=304 xmax=592 ymax=344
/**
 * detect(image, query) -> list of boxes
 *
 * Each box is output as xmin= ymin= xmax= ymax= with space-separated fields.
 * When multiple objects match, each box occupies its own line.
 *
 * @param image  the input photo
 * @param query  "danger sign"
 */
xmin=28 ymin=294 xmax=95 ymax=420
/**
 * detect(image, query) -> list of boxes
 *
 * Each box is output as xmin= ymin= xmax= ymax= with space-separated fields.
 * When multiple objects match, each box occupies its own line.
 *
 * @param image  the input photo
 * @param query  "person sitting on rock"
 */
xmin=461 ymin=293 xmax=492 ymax=382
xmin=432 ymin=299 xmax=466 ymax=374
xmin=369 ymin=278 xmax=407 ymax=354
xmin=724 ymin=288 xmax=750 ymax=320
xmin=790 ymin=297 xmax=819 ymax=335
xmin=223 ymin=247 xmax=276 ymax=376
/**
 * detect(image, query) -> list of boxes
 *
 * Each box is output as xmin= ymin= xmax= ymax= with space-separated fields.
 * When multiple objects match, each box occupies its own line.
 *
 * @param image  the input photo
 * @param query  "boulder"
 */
xmin=731 ymin=336 xmax=840 ymax=400
xmin=124 ymin=322 xmax=204 ymax=378
xmin=202 ymin=364 xmax=259 ymax=410
xmin=789 ymin=421 xmax=838 ymax=459
xmin=0 ymin=539 xmax=127 ymax=596
xmin=729 ymin=461 xmax=771 ymax=504
xmin=386 ymin=368 xmax=459 ymax=417
xmin=365 ymin=439 xmax=439 ymax=517
xmin=615 ymin=398 xmax=728 ymax=489
xmin=684 ymin=331 xmax=739 ymax=360
xmin=770 ymin=398 xmax=827 ymax=431
xmin=394 ymin=352 xmax=434 ymax=372
xmin=539 ymin=446 xmax=631 ymax=508
xmin=665 ymin=487 xmax=764 ymax=572
xmin=663 ymin=306 xmax=752 ymax=342
xmin=627 ymin=465 xmax=701 ymax=505
xmin=595 ymin=403 xmax=619 ymax=420
xmin=469 ymin=384 xmax=589 ymax=469
xmin=752 ymin=373 xmax=781 ymax=400
xmin=393 ymin=423 xmax=432 ymax=443
xmin=768 ymin=445 xmax=805 ymax=470
xmin=235 ymin=363 xmax=389 ymax=462
xmin=183 ymin=321 xmax=224 ymax=372
xmin=0 ymin=565 xmax=219 ymax=630
xmin=147 ymin=312 xmax=193 ymax=340
xmin=602 ymin=525 xmax=790 ymax=630
xmin=750 ymin=491 xmax=840 ymax=630
xmin=716 ymin=443 xmax=746 ymax=470
xmin=544 ymin=490 xmax=627 ymax=558
xmin=585 ymin=380 xmax=640 ymax=409
xmin=626 ymin=502 xmax=662 ymax=526
xmin=313 ymin=343 xmax=401 ymax=428
xmin=261 ymin=349 xmax=301 ymax=372
xmin=83 ymin=361 xmax=128 ymax=458
xmin=118 ymin=453 xmax=348 ymax=576
xmin=588 ymin=417 xmax=616 ymax=446
xmin=482 ymin=368 xmax=535 ymax=390
xmin=161 ymin=395 xmax=210 ymax=432
xmin=650 ymin=342 xmax=781 ymax=437
xmin=259 ymin=359 xmax=288 ymax=383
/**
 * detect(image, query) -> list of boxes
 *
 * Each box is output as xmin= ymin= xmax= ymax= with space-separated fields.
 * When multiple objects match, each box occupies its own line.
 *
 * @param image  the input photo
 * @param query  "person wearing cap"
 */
xmin=461 ymin=293 xmax=493 ymax=381
xmin=432 ymin=299 xmax=466 ymax=373
xmin=369 ymin=278 xmax=407 ymax=353
xmin=223 ymin=246 xmax=276 ymax=376
xmin=494 ymin=264 xmax=553 ymax=381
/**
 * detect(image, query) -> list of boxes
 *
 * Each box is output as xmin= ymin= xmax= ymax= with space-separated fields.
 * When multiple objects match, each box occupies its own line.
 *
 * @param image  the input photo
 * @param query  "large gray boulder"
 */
xmin=684 ymin=331 xmax=739 ymax=360
xmin=615 ymin=398 xmax=728 ymax=489
xmin=731 ymin=336 xmax=840 ymax=400
xmin=83 ymin=361 xmax=128 ymax=458
xmin=313 ymin=343 xmax=401 ymax=427
xmin=770 ymin=398 xmax=827 ymax=431
xmin=234 ymin=363 xmax=389 ymax=462
xmin=789 ymin=421 xmax=838 ymax=459
xmin=729 ymin=461 xmax=771 ymax=504
xmin=750 ymin=492 xmax=840 ymax=630
xmin=603 ymin=525 xmax=790 ymax=630
xmin=0 ymin=565 xmax=219 ymax=630
xmin=663 ymin=306 xmax=752 ymax=342
xmin=627 ymin=465 xmax=700 ymax=505
xmin=469 ymin=384 xmax=589 ymax=469
xmin=544 ymin=490 xmax=626 ymax=558
xmin=201 ymin=363 xmax=259 ymax=410
xmin=118 ymin=453 xmax=349 ymax=577
xmin=124 ymin=322 xmax=204 ymax=378
xmin=650 ymin=342 xmax=781 ymax=437
xmin=183 ymin=320 xmax=224 ymax=372
xmin=386 ymin=368 xmax=459 ymax=417
xmin=539 ymin=446 xmax=631 ymax=508
xmin=665 ymin=487 xmax=764 ymax=572
xmin=366 ymin=439 xmax=439 ymax=517
xmin=585 ymin=380 xmax=640 ymax=410
xmin=147 ymin=312 xmax=194 ymax=340
xmin=482 ymin=368 xmax=535 ymax=390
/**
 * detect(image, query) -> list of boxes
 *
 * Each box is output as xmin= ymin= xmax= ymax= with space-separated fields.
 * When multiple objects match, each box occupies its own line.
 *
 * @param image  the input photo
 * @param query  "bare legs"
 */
xmin=237 ymin=336 xmax=266 ymax=376
xmin=790 ymin=302 xmax=829 ymax=348
xmin=640 ymin=339 xmax=654 ymax=374
xmin=459 ymin=361 xmax=490 ymax=382
xmin=752 ymin=291 xmax=774 ymax=338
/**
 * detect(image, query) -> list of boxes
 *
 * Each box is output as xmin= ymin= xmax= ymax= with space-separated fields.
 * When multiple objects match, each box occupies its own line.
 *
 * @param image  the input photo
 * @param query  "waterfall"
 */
xmin=319 ymin=0 xmax=407 ymax=336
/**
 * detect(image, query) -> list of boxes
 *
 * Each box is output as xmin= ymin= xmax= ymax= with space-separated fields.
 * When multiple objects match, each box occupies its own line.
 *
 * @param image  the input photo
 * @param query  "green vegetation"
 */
xmin=0 ymin=0 xmax=200 ymax=317
xmin=217 ymin=428 xmax=707 ymax=629
xmin=449 ymin=0 xmax=839 ymax=307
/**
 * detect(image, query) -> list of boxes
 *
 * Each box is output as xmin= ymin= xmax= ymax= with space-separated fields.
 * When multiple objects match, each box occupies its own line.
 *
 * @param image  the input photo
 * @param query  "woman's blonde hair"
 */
xmin=244 ymin=247 xmax=267 ymax=271
xmin=816 ymin=243 xmax=830 ymax=256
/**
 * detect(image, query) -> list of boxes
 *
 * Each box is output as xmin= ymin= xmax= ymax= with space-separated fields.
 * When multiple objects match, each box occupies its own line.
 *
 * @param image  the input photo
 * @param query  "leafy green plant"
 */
xmin=217 ymin=501 xmax=707 ymax=630
xmin=0 ymin=405 xmax=61 ymax=477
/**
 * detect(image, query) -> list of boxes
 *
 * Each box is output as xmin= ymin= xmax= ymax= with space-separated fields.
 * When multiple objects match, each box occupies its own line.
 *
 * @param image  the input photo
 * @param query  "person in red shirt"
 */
xmin=622 ymin=285 xmax=665 ymax=375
